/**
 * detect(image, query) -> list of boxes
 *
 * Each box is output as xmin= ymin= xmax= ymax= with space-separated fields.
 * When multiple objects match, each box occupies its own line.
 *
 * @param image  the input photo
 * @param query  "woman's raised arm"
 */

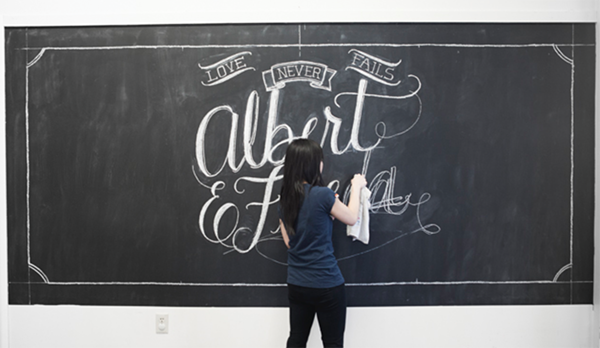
xmin=330 ymin=174 xmax=367 ymax=226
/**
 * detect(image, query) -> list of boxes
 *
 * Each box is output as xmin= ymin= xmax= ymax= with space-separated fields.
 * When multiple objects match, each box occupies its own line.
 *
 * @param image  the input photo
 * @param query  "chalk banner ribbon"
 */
xmin=346 ymin=49 xmax=402 ymax=86
xmin=262 ymin=60 xmax=336 ymax=91
xmin=199 ymin=51 xmax=255 ymax=87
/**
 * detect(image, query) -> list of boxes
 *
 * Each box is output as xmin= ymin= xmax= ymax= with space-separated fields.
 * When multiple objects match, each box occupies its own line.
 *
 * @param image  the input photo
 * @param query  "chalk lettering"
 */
xmin=198 ymin=166 xmax=283 ymax=253
xmin=384 ymin=67 xmax=394 ymax=81
xmin=324 ymin=79 xmax=381 ymax=154
xmin=346 ymin=49 xmax=402 ymax=86
xmin=234 ymin=57 xmax=247 ymax=70
xmin=264 ymin=61 xmax=335 ymax=91
xmin=276 ymin=67 xmax=288 ymax=80
xmin=216 ymin=65 xmax=228 ymax=78
xmin=195 ymin=51 xmax=439 ymax=259
xmin=312 ymin=66 xmax=322 ymax=80
xmin=206 ymin=70 xmax=218 ymax=83
xmin=195 ymin=106 xmax=244 ymax=178
xmin=351 ymin=51 xmax=365 ymax=66
xmin=199 ymin=51 xmax=255 ymax=87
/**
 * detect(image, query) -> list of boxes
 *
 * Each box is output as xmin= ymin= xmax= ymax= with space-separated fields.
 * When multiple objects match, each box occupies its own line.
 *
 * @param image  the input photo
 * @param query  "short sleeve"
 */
xmin=319 ymin=187 xmax=336 ymax=214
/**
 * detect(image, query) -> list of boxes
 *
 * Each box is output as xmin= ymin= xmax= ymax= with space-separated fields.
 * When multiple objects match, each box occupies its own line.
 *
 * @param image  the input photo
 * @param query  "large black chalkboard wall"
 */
xmin=5 ymin=23 xmax=595 ymax=306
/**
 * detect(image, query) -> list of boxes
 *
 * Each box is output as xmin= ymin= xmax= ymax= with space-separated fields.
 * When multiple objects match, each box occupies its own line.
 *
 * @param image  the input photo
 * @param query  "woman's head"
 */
xmin=283 ymin=138 xmax=325 ymax=187
xmin=280 ymin=138 xmax=325 ymax=236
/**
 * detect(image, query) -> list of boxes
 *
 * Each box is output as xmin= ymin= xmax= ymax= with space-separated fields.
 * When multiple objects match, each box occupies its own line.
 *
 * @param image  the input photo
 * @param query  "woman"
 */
xmin=279 ymin=138 xmax=367 ymax=348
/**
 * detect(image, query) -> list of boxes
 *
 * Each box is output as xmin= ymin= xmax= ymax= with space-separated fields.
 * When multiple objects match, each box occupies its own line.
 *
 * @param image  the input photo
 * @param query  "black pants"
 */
xmin=287 ymin=283 xmax=346 ymax=348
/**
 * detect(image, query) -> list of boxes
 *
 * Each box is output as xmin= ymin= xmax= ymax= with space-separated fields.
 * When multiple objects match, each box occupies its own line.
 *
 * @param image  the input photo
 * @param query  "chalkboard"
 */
xmin=5 ymin=23 xmax=595 ymax=306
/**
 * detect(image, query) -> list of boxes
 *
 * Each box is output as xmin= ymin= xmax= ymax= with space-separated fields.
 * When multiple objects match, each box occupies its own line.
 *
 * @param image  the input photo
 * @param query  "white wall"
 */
xmin=594 ymin=2 xmax=600 ymax=346
xmin=1 ymin=1 xmax=598 ymax=347
xmin=6 ymin=305 xmax=596 ymax=348
xmin=1 ymin=0 xmax=598 ymax=25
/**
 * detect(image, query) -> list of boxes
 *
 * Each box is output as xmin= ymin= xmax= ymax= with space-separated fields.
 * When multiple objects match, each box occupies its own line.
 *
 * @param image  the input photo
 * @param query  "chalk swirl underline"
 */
xmin=333 ymin=74 xmax=422 ymax=108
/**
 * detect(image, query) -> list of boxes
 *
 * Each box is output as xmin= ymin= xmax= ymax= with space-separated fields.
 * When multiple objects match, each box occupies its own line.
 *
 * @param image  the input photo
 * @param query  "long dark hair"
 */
xmin=280 ymin=138 xmax=325 ymax=236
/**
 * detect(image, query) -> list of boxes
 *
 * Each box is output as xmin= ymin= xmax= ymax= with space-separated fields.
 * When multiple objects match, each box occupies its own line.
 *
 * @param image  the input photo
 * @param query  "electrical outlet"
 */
xmin=156 ymin=314 xmax=169 ymax=334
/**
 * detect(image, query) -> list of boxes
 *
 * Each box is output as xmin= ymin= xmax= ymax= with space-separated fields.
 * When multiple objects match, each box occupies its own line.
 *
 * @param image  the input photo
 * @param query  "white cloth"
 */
xmin=346 ymin=187 xmax=371 ymax=244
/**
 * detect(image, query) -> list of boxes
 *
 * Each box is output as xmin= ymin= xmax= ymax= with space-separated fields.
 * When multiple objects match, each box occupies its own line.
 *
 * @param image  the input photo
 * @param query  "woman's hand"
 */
xmin=330 ymin=174 xmax=368 ymax=226
xmin=279 ymin=219 xmax=290 ymax=249
xmin=351 ymin=174 xmax=367 ymax=190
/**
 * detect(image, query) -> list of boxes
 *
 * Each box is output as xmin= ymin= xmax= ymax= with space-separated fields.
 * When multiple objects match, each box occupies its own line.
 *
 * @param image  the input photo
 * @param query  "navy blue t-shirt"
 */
xmin=283 ymin=184 xmax=344 ymax=288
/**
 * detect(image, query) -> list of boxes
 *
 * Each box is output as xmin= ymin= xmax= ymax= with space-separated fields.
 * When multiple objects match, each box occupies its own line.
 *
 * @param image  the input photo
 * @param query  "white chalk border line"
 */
xmin=18 ymin=27 xmax=595 ymax=295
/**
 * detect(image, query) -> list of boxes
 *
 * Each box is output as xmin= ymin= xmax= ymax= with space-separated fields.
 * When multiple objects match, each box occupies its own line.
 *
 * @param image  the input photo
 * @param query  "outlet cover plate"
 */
xmin=156 ymin=314 xmax=169 ymax=334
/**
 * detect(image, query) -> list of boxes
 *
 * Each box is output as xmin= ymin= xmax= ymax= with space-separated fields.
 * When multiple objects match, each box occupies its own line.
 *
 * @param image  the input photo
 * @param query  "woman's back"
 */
xmin=279 ymin=138 xmax=366 ymax=347
xmin=286 ymin=184 xmax=343 ymax=288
